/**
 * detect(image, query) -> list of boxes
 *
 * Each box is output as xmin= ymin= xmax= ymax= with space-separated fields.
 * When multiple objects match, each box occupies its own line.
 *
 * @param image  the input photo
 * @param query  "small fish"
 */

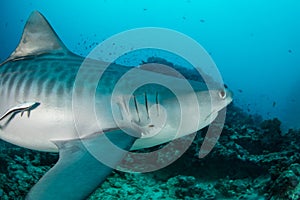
xmin=0 ymin=102 xmax=40 ymax=120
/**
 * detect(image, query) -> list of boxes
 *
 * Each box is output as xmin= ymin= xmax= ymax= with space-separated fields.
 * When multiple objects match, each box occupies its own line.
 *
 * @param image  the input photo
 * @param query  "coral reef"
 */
xmin=0 ymin=145 xmax=58 ymax=199
xmin=1 ymin=103 xmax=300 ymax=199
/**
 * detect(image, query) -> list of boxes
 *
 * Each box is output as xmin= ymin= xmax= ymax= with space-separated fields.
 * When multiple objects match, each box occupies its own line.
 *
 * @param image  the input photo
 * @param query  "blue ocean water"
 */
xmin=0 ymin=0 xmax=299 ymax=130
xmin=1 ymin=1 xmax=300 ymax=199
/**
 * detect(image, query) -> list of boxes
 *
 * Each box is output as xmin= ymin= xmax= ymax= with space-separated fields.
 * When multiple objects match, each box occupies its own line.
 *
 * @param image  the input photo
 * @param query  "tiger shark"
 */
xmin=0 ymin=11 xmax=232 ymax=199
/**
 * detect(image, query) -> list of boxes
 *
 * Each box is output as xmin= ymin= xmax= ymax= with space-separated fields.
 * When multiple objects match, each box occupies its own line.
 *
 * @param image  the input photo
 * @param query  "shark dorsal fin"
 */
xmin=9 ymin=11 xmax=69 ymax=60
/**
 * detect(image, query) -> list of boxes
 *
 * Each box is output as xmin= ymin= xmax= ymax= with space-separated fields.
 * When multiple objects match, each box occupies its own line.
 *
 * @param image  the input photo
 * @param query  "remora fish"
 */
xmin=0 ymin=11 xmax=232 ymax=199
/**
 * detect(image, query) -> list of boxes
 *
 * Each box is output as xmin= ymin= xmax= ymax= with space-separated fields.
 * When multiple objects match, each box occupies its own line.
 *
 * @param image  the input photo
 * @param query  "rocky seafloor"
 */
xmin=1 ymin=103 xmax=300 ymax=200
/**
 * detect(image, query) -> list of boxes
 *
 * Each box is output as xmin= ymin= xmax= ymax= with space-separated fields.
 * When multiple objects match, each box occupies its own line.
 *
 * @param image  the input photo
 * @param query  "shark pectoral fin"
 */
xmin=0 ymin=102 xmax=40 ymax=121
xmin=26 ymin=129 xmax=137 ymax=200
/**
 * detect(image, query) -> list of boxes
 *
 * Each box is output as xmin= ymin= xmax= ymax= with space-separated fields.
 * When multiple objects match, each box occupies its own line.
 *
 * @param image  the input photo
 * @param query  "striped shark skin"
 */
xmin=0 ymin=11 xmax=232 ymax=199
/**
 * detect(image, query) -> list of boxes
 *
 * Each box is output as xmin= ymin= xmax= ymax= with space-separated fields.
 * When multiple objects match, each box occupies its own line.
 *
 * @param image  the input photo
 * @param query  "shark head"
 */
xmin=101 ymin=63 xmax=233 ymax=150
xmin=127 ymin=83 xmax=233 ymax=150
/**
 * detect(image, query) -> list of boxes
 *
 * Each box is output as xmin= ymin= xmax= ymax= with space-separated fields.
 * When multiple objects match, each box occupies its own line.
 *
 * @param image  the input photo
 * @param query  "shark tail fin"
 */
xmin=7 ymin=11 xmax=71 ymax=62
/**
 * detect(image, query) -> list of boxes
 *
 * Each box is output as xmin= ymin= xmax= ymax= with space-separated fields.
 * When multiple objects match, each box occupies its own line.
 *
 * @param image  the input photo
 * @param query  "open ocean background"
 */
xmin=0 ymin=0 xmax=299 ymax=130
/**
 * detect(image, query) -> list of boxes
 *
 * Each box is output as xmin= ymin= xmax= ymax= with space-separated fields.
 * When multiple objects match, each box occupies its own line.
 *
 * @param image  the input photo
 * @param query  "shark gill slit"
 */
xmin=116 ymin=103 xmax=124 ymax=121
xmin=156 ymin=92 xmax=159 ymax=116
xmin=125 ymin=97 xmax=130 ymax=114
xmin=133 ymin=95 xmax=140 ymax=122
xmin=145 ymin=92 xmax=149 ymax=119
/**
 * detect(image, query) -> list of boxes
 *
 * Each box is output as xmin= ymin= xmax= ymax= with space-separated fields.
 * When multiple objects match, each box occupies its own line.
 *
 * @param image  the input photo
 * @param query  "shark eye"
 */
xmin=219 ymin=90 xmax=226 ymax=99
